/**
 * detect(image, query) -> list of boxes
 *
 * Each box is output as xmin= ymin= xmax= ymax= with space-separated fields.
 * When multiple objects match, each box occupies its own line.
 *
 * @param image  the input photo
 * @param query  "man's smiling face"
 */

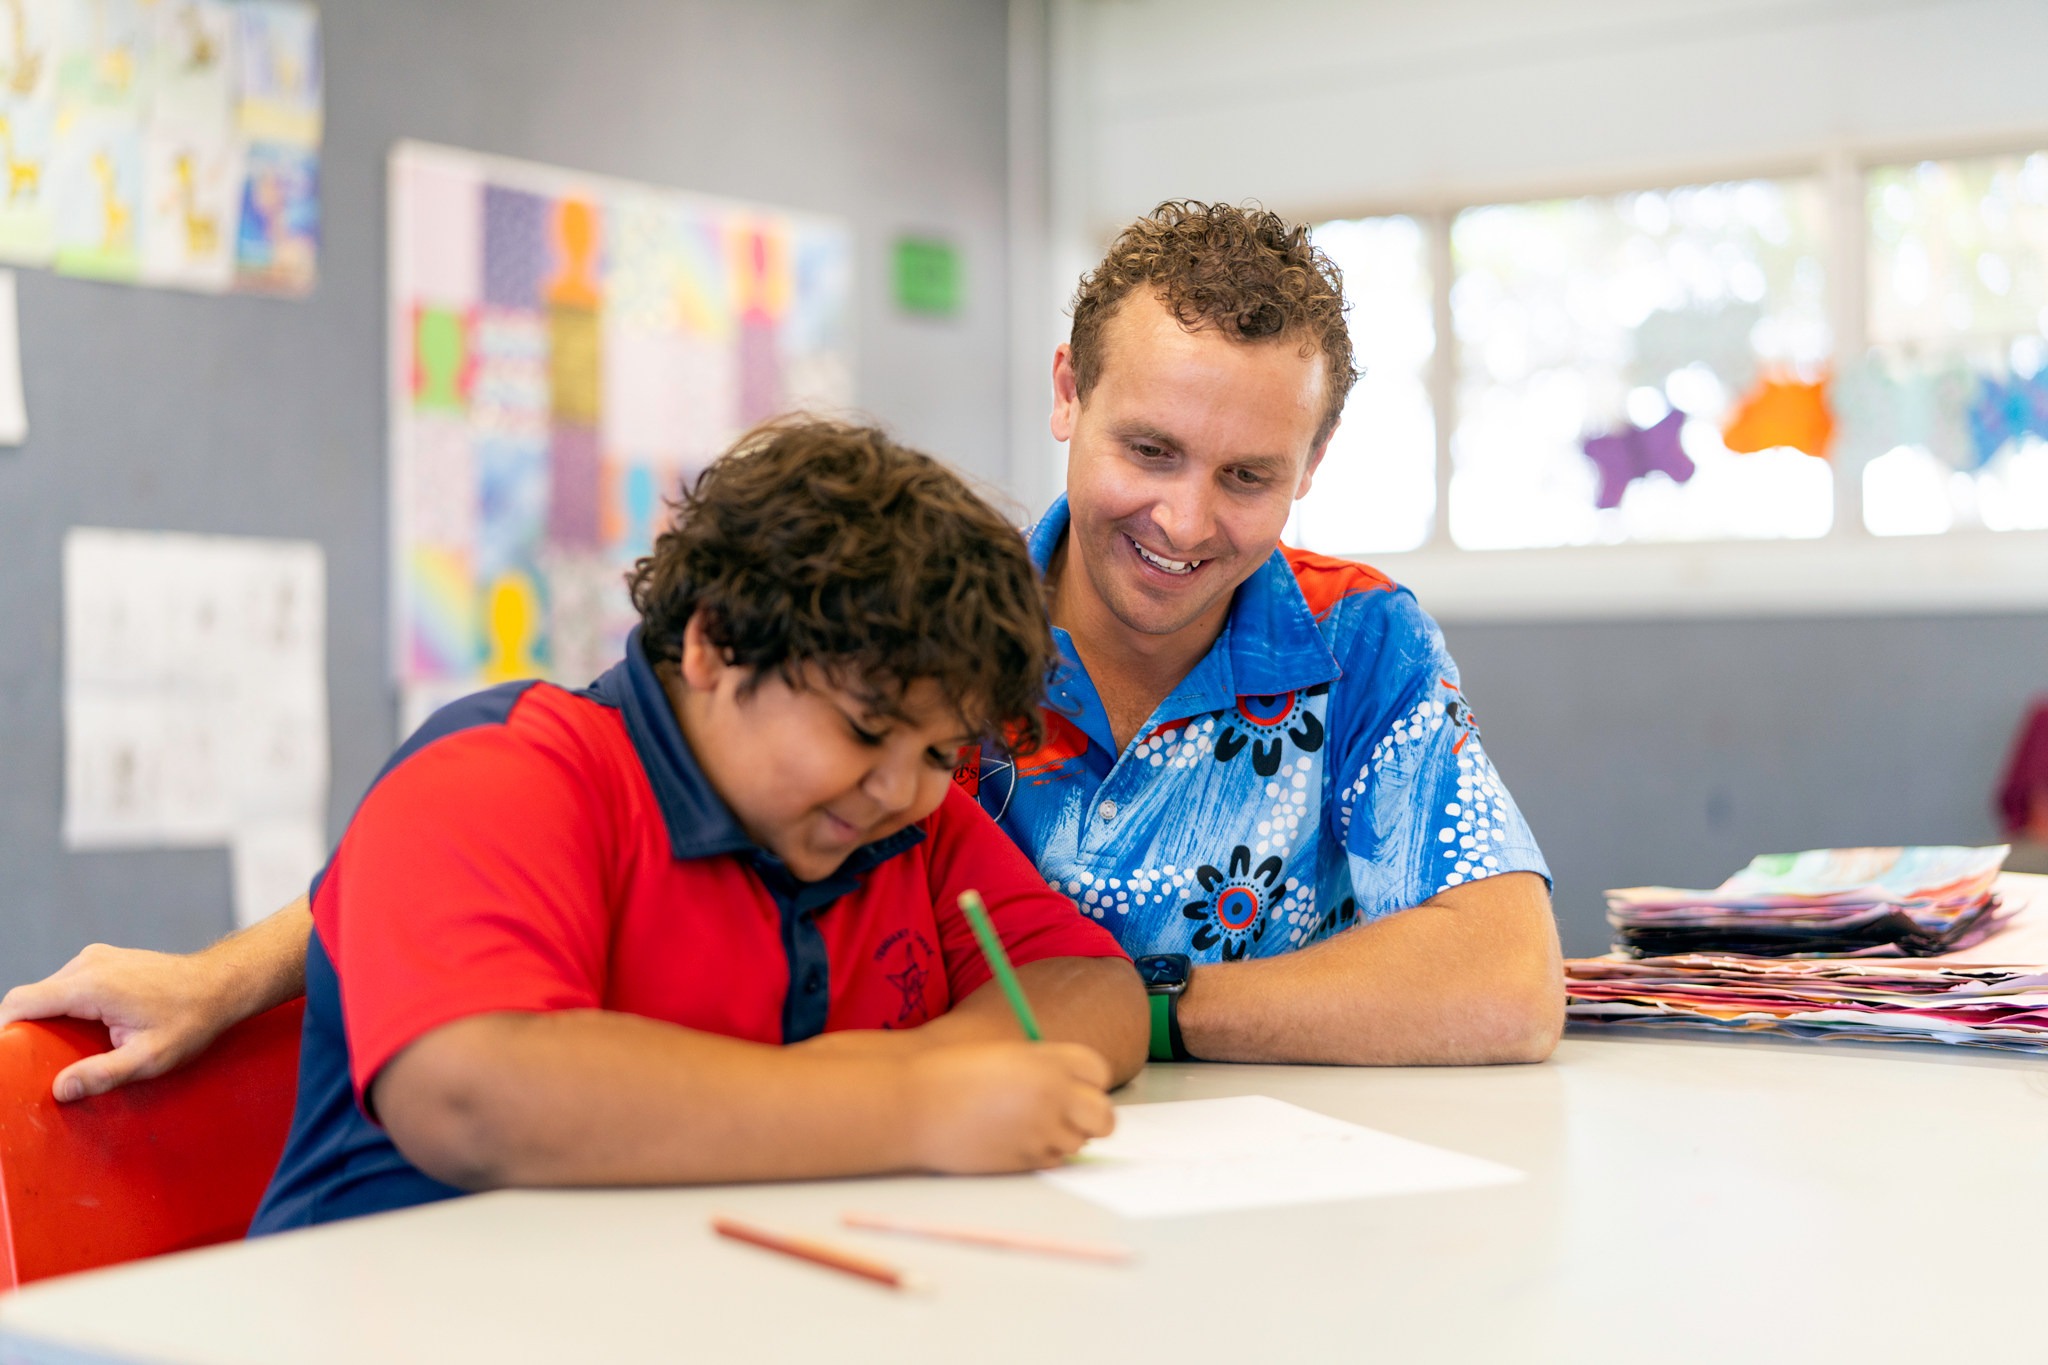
xmin=1051 ymin=291 xmax=1333 ymax=648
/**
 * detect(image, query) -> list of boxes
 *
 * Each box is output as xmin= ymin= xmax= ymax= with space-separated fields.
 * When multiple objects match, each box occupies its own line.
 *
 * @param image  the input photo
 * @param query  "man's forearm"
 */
xmin=201 ymin=897 xmax=313 ymax=1021
xmin=1174 ymin=871 xmax=1564 ymax=1066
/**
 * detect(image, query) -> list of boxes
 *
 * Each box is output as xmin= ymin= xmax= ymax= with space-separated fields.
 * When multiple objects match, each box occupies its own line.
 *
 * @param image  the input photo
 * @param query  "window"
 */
xmin=1859 ymin=151 xmax=2048 ymax=535
xmin=1303 ymin=147 xmax=2048 ymax=574
xmin=1450 ymin=179 xmax=1832 ymax=548
xmin=1286 ymin=215 xmax=1435 ymax=554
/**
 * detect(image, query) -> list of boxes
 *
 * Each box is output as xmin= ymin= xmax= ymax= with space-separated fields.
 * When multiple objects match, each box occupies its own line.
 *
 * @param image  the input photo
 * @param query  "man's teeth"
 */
xmin=1132 ymin=539 xmax=1202 ymax=575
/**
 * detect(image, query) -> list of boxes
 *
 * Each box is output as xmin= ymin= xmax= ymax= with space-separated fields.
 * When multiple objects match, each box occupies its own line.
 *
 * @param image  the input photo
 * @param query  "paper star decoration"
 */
xmin=1721 ymin=377 xmax=1834 ymax=459
xmin=1829 ymin=357 xmax=1975 ymax=471
xmin=1966 ymin=369 xmax=2048 ymax=469
xmin=1582 ymin=409 xmax=1695 ymax=509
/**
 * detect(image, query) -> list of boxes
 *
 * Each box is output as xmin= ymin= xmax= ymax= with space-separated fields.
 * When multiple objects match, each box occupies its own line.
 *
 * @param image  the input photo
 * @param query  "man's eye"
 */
xmin=1231 ymin=468 xmax=1262 ymax=486
xmin=1133 ymin=443 xmax=1167 ymax=459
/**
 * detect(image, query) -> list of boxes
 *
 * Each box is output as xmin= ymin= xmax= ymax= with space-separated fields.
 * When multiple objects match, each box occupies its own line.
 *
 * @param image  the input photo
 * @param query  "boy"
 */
xmin=249 ymin=419 xmax=1146 ymax=1231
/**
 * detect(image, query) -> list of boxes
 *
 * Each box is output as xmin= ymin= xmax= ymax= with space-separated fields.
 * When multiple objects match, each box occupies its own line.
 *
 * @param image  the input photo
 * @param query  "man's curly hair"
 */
xmin=1069 ymin=200 xmax=1358 ymax=445
xmin=629 ymin=418 xmax=1053 ymax=755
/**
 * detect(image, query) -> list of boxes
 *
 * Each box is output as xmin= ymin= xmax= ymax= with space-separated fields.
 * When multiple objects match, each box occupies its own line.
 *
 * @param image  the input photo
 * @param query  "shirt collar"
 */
xmin=1026 ymin=494 xmax=1341 ymax=713
xmin=587 ymin=627 xmax=927 ymax=872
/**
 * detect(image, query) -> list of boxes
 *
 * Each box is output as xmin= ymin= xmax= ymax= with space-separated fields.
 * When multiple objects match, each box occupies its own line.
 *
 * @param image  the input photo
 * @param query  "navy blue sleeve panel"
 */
xmin=248 ymin=933 xmax=463 ymax=1235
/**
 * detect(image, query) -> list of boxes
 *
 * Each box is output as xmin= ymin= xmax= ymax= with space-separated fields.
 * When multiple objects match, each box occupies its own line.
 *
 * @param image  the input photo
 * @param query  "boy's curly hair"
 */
xmin=629 ymin=418 xmax=1052 ymax=755
xmin=1069 ymin=200 xmax=1358 ymax=444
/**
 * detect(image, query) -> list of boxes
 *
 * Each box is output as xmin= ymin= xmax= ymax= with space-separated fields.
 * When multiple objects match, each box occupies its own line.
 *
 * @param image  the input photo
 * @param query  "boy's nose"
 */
xmin=863 ymin=751 xmax=919 ymax=814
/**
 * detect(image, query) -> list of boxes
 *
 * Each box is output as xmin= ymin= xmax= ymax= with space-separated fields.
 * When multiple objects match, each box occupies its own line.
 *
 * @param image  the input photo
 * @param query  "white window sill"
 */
xmin=1353 ymin=530 xmax=2048 ymax=624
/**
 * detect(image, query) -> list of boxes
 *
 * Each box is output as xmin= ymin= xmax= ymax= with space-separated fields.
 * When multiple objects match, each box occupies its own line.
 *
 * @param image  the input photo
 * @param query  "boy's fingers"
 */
xmin=1047 ymin=1041 xmax=1112 ymax=1090
xmin=1067 ymin=1086 xmax=1116 ymax=1140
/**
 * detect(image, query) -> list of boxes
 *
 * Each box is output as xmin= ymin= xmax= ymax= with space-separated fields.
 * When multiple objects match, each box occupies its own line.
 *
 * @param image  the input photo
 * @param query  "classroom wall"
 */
xmin=1037 ymin=0 xmax=2048 ymax=954
xmin=0 ymin=0 xmax=1014 ymax=985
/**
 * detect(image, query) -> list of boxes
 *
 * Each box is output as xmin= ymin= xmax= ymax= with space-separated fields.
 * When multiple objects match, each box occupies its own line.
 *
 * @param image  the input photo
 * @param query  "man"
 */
xmin=3 ymin=201 xmax=1561 ymax=1096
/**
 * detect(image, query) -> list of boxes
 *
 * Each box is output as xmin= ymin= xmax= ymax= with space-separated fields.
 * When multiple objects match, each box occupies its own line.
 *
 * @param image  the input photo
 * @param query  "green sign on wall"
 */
xmin=893 ymin=236 xmax=961 ymax=317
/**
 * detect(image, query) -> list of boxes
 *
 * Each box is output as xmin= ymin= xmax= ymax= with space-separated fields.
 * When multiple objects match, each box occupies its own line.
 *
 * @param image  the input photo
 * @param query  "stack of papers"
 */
xmin=1605 ymin=846 xmax=2008 ymax=957
xmin=1567 ymin=872 xmax=2048 ymax=1052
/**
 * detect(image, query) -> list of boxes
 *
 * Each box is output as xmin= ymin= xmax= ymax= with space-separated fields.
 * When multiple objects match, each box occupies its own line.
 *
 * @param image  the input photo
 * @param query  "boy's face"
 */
xmin=1050 ymin=291 xmax=1333 ymax=647
xmin=666 ymin=614 xmax=975 ymax=882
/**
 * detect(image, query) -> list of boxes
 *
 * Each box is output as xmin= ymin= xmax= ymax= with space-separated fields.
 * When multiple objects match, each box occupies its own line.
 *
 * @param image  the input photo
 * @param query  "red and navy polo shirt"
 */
xmin=250 ymin=628 xmax=1124 ymax=1233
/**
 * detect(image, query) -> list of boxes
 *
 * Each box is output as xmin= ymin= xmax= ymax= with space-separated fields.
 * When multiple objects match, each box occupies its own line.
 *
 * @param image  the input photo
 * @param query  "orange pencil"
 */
xmin=842 ymin=1210 xmax=1134 ymax=1264
xmin=711 ymin=1214 xmax=926 ymax=1290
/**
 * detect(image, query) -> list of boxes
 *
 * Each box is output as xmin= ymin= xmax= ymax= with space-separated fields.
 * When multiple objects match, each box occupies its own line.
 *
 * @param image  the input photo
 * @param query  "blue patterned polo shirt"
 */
xmin=962 ymin=496 xmax=1550 ymax=963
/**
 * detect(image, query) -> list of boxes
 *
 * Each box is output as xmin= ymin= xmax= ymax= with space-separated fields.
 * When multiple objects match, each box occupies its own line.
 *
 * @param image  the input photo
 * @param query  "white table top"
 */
xmin=4 ymin=1030 xmax=2045 ymax=1365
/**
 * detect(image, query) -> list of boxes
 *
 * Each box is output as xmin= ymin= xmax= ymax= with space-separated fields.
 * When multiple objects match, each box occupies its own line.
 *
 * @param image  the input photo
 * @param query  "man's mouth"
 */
xmin=1127 ymin=535 xmax=1205 ymax=576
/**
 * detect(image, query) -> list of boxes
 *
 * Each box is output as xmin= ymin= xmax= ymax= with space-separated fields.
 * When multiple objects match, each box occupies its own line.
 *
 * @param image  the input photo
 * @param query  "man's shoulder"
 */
xmin=1278 ymin=543 xmax=1400 ymax=620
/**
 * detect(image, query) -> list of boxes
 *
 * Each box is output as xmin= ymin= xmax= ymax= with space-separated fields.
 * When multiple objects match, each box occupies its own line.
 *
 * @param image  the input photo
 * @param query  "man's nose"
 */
xmin=1150 ymin=472 xmax=1216 ymax=551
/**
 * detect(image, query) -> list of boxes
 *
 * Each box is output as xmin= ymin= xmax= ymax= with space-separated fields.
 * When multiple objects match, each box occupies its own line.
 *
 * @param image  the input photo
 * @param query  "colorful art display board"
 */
xmin=388 ymin=140 xmax=855 ymax=731
xmin=0 ymin=0 xmax=321 ymax=297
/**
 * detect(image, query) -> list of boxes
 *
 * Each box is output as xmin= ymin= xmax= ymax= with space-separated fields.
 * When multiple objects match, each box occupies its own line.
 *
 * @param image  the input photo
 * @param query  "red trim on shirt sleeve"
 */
xmin=921 ymin=786 xmax=1127 ymax=1004
xmin=326 ymin=710 xmax=616 ymax=1106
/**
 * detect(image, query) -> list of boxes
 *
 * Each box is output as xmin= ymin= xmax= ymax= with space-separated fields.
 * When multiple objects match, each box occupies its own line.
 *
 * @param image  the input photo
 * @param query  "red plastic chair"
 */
xmin=0 ymin=999 xmax=304 ymax=1289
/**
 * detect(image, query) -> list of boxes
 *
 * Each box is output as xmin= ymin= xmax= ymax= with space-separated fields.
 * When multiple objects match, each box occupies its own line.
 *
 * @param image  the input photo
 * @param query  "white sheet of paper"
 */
xmin=1039 ymin=1095 xmax=1523 ymax=1219
xmin=63 ymin=530 xmax=327 ymax=887
xmin=0 ymin=270 xmax=26 ymax=445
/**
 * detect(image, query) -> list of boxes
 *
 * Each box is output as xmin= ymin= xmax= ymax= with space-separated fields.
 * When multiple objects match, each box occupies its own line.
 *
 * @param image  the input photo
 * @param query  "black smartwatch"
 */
xmin=1135 ymin=953 xmax=1194 ymax=1062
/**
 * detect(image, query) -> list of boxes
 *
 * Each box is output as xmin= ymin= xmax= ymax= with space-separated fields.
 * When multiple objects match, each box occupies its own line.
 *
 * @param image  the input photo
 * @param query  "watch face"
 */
xmin=1135 ymin=953 xmax=1191 ymax=990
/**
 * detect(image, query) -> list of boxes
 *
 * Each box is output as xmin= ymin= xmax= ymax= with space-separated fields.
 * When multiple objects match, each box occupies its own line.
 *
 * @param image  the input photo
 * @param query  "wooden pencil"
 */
xmin=841 ymin=1210 xmax=1134 ymax=1264
xmin=712 ymin=1214 xmax=925 ymax=1290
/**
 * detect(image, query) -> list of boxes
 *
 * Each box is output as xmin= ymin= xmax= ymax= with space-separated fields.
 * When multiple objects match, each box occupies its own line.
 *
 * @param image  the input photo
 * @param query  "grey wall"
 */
xmin=1444 ymin=614 xmax=2048 ymax=958
xmin=0 ymin=0 xmax=1012 ymax=985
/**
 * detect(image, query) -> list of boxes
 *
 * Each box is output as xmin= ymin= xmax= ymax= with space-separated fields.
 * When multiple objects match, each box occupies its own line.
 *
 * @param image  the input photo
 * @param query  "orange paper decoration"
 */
xmin=1721 ymin=376 xmax=1835 ymax=459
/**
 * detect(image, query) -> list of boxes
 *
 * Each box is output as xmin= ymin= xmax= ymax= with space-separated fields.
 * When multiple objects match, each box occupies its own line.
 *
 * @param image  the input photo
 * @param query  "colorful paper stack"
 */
xmin=1604 ymin=846 xmax=2008 ymax=957
xmin=1566 ymin=855 xmax=2048 ymax=1054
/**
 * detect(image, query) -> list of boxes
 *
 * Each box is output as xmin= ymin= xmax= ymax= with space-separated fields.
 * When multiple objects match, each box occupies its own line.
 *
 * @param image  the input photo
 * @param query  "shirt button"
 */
xmin=803 ymin=970 xmax=823 ymax=994
xmin=1098 ymin=800 xmax=1118 ymax=820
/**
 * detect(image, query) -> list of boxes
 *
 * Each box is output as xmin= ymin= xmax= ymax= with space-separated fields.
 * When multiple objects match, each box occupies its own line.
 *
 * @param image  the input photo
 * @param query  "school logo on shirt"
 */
xmin=1180 ymin=844 xmax=1283 ymax=959
xmin=874 ymin=929 xmax=936 ymax=1026
xmin=1212 ymin=683 xmax=1330 ymax=777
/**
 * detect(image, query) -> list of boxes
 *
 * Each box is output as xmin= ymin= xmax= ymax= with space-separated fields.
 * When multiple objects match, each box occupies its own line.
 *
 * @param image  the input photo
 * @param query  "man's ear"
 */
xmin=1295 ymin=418 xmax=1339 ymax=501
xmin=1050 ymin=343 xmax=1080 ymax=443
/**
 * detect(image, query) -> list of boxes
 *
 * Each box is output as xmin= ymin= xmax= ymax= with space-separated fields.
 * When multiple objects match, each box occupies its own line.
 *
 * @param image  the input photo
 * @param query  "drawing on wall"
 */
xmin=0 ymin=0 xmax=319 ymax=296
xmin=63 ymin=527 xmax=329 ymax=927
xmin=388 ymin=140 xmax=855 ymax=731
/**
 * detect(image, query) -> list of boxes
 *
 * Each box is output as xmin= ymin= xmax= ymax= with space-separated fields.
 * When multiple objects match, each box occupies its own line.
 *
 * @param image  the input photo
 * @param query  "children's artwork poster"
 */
xmin=388 ymin=140 xmax=855 ymax=731
xmin=0 ymin=0 xmax=320 ymax=297
xmin=63 ymin=527 xmax=329 ymax=928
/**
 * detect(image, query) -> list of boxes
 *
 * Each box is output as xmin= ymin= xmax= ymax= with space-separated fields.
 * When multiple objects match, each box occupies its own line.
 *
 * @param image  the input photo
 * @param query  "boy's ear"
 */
xmin=677 ymin=612 xmax=731 ymax=692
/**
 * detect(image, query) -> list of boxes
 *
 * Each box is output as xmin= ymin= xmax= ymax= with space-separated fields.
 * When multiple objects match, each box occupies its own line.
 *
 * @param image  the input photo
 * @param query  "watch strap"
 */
xmin=1148 ymin=990 xmax=1193 ymax=1062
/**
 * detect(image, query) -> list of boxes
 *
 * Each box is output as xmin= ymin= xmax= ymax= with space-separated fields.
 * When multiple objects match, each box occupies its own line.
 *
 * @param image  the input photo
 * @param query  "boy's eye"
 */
xmin=923 ymin=746 xmax=957 ymax=770
xmin=848 ymin=722 xmax=885 ymax=746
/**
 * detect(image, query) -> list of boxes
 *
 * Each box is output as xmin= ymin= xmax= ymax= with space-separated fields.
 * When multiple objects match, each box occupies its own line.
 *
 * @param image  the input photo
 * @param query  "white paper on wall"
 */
xmin=0 ymin=270 xmax=26 ymax=445
xmin=64 ymin=528 xmax=329 ymax=926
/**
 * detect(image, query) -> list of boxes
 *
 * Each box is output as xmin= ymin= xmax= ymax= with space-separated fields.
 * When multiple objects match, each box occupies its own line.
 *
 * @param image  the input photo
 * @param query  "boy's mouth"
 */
xmin=1126 ymin=534 xmax=1204 ymax=576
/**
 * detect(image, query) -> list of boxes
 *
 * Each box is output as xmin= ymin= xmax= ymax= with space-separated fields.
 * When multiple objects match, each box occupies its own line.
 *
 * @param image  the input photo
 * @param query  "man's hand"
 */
xmin=0 ymin=899 xmax=315 ymax=1102
xmin=903 ymin=1041 xmax=1114 ymax=1171
xmin=1175 ymin=870 xmax=1564 ymax=1066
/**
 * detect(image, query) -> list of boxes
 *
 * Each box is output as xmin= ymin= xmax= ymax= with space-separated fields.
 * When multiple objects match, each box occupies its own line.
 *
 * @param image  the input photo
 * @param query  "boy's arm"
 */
xmin=374 ymin=1009 xmax=1114 ymax=1188
xmin=0 ymin=898 xmax=313 ymax=1101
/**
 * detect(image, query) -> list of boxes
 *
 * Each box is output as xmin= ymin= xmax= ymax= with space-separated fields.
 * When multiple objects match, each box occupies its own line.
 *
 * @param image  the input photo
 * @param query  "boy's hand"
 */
xmin=0 ymin=944 xmax=242 ymax=1102
xmin=902 ymin=1040 xmax=1115 ymax=1173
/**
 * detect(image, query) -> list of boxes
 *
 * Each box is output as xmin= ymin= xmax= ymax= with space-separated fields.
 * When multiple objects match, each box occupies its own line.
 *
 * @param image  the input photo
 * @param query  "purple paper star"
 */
xmin=1582 ymin=409 xmax=1695 ymax=509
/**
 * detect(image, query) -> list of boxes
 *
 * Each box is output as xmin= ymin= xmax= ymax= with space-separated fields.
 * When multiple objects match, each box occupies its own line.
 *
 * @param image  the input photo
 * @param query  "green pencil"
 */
xmin=957 ymin=890 xmax=1043 ymax=1041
